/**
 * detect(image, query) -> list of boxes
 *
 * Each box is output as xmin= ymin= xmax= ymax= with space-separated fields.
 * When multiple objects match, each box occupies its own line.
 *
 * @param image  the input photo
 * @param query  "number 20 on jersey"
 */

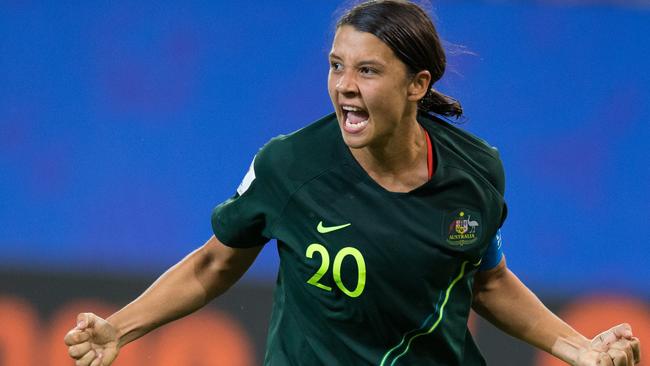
xmin=305 ymin=243 xmax=366 ymax=298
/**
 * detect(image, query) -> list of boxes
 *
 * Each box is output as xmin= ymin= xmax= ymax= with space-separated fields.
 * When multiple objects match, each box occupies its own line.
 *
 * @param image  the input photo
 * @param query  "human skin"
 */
xmin=64 ymin=24 xmax=640 ymax=366
xmin=328 ymin=25 xmax=432 ymax=193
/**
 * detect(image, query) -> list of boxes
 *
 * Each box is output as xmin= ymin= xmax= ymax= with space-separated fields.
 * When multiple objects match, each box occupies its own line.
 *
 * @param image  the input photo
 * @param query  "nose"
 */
xmin=335 ymin=72 xmax=358 ymax=95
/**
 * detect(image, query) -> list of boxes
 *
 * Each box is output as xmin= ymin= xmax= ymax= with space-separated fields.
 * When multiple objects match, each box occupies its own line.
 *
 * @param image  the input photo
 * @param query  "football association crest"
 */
xmin=445 ymin=209 xmax=481 ymax=246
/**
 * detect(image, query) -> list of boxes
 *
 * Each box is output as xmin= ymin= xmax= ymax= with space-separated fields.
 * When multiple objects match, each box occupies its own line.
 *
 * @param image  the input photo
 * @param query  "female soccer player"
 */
xmin=65 ymin=1 xmax=640 ymax=365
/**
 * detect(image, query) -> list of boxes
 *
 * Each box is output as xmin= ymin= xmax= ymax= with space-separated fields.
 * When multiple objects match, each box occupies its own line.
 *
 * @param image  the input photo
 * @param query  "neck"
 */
xmin=349 ymin=113 xmax=428 ymax=192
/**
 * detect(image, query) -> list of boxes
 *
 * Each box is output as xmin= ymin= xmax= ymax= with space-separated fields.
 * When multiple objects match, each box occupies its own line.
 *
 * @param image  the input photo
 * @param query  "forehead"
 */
xmin=330 ymin=25 xmax=398 ymax=64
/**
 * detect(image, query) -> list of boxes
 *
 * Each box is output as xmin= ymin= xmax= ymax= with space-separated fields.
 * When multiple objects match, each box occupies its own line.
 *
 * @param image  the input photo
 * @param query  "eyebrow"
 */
xmin=328 ymin=53 xmax=386 ymax=67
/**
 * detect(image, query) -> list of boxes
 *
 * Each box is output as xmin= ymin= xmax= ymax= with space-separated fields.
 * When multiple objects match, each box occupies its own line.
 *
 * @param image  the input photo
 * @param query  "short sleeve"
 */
xmin=498 ymin=203 xmax=508 ymax=228
xmin=211 ymin=142 xmax=286 ymax=248
xmin=491 ymin=146 xmax=508 ymax=228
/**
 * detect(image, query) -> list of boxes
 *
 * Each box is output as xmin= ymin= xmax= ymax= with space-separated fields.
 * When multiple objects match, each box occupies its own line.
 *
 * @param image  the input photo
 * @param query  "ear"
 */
xmin=407 ymin=70 xmax=432 ymax=102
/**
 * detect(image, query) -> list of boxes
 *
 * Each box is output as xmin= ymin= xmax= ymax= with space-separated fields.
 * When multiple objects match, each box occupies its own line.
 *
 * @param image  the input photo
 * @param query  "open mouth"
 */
xmin=341 ymin=105 xmax=369 ymax=134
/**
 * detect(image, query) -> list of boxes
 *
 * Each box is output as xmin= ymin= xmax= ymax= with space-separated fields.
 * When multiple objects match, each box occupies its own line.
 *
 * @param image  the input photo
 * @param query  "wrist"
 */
xmin=106 ymin=311 xmax=143 ymax=348
xmin=551 ymin=335 xmax=590 ymax=364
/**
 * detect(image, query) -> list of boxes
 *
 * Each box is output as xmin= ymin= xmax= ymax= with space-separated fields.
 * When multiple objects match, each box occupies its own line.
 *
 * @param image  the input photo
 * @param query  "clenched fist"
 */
xmin=64 ymin=313 xmax=120 ymax=366
xmin=570 ymin=324 xmax=641 ymax=366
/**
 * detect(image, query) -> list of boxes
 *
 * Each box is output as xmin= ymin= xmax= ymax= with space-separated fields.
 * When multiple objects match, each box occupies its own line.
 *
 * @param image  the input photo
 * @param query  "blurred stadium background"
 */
xmin=1 ymin=1 xmax=649 ymax=365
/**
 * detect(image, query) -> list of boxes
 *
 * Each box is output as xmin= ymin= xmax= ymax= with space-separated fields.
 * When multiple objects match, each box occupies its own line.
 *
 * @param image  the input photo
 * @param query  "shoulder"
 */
xmin=421 ymin=113 xmax=505 ymax=195
xmin=253 ymin=113 xmax=343 ymax=190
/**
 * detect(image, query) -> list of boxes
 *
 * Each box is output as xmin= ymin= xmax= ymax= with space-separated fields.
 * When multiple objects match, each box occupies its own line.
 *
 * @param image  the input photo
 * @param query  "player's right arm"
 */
xmin=63 ymin=235 xmax=262 ymax=366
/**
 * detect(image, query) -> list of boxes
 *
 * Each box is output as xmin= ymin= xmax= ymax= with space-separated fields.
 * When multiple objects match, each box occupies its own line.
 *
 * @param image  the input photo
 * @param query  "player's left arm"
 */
xmin=472 ymin=256 xmax=641 ymax=365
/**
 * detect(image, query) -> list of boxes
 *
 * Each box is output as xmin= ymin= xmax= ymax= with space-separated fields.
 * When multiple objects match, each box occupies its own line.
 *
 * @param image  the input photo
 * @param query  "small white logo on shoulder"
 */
xmin=237 ymin=156 xmax=256 ymax=195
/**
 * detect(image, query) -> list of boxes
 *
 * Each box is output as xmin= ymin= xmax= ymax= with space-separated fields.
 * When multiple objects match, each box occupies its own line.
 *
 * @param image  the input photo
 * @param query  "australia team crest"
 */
xmin=445 ymin=209 xmax=482 ymax=246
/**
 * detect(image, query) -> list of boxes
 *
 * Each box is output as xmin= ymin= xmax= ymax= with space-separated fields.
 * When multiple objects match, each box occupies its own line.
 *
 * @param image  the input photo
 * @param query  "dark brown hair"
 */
xmin=337 ymin=0 xmax=463 ymax=118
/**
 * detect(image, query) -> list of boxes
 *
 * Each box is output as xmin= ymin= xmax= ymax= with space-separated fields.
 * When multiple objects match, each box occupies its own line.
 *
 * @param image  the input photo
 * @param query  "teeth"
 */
xmin=345 ymin=115 xmax=369 ymax=132
xmin=342 ymin=105 xmax=361 ymax=112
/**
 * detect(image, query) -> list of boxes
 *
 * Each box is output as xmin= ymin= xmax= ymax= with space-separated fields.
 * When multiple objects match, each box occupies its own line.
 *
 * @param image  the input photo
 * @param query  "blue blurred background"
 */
xmin=2 ymin=2 xmax=649 ymax=365
xmin=2 ymin=1 xmax=649 ymax=296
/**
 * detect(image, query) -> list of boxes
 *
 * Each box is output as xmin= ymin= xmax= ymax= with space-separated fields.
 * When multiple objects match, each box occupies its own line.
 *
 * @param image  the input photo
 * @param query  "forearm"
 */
xmin=106 ymin=236 xmax=259 ymax=348
xmin=106 ymin=247 xmax=211 ymax=347
xmin=472 ymin=261 xmax=588 ymax=363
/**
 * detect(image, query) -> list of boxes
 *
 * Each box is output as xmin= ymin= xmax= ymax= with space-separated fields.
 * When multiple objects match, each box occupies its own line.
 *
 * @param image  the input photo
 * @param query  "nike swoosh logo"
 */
xmin=317 ymin=221 xmax=351 ymax=234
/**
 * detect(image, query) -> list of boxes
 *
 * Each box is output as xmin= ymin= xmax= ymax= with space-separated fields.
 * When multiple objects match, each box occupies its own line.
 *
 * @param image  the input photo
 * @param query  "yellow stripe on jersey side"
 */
xmin=379 ymin=258 xmax=482 ymax=366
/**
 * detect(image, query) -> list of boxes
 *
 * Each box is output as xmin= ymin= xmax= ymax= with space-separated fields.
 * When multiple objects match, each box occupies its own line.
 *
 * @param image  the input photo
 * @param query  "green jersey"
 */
xmin=212 ymin=112 xmax=507 ymax=365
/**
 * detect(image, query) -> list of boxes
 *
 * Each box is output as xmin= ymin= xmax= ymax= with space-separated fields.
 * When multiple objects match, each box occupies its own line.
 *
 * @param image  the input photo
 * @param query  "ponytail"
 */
xmin=419 ymin=88 xmax=463 ymax=118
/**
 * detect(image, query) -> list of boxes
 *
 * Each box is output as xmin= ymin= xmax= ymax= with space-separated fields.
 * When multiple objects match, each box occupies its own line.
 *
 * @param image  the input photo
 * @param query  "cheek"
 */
xmin=365 ymin=84 xmax=405 ymax=116
xmin=327 ymin=74 xmax=337 ymax=99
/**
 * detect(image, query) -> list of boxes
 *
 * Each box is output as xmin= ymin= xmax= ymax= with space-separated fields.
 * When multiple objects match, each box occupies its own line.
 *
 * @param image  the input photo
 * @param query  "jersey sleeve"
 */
xmin=491 ymin=146 xmax=508 ymax=228
xmin=211 ymin=140 xmax=287 ymax=248
xmin=478 ymin=229 xmax=504 ymax=271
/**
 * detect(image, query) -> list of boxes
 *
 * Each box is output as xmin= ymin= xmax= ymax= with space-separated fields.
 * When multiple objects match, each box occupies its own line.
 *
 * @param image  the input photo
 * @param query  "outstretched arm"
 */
xmin=64 ymin=235 xmax=262 ymax=366
xmin=472 ymin=257 xmax=640 ymax=366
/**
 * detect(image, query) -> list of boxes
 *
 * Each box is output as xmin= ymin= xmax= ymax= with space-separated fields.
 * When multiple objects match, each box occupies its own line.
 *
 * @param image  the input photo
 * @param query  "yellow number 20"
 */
xmin=306 ymin=243 xmax=366 ymax=298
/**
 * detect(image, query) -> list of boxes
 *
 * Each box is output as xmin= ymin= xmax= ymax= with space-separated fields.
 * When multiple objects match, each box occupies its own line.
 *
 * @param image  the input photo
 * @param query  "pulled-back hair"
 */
xmin=337 ymin=0 xmax=463 ymax=118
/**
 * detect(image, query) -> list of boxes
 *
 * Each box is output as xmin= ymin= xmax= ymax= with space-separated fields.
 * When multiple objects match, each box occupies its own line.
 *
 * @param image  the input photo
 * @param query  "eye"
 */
xmin=330 ymin=62 xmax=343 ymax=72
xmin=359 ymin=66 xmax=377 ymax=75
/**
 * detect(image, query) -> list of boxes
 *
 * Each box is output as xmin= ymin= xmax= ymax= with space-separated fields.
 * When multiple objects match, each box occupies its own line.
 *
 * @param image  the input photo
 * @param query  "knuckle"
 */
xmin=612 ymin=351 xmax=627 ymax=361
xmin=72 ymin=348 xmax=84 ymax=359
xmin=69 ymin=343 xmax=91 ymax=359
xmin=64 ymin=329 xmax=79 ymax=344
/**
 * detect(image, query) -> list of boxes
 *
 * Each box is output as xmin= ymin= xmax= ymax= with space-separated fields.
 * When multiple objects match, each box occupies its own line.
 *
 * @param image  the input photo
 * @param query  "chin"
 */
xmin=340 ymin=131 xmax=369 ymax=149
xmin=336 ymin=114 xmax=372 ymax=149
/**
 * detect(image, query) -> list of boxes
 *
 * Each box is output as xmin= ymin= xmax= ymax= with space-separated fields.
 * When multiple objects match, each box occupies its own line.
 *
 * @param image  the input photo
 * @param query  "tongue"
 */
xmin=347 ymin=111 xmax=369 ymax=124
